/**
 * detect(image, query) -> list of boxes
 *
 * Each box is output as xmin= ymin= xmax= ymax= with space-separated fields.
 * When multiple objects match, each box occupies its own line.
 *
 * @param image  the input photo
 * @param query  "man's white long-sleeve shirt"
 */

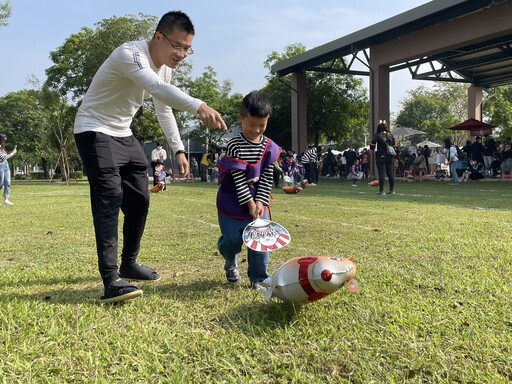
xmin=74 ymin=39 xmax=203 ymax=153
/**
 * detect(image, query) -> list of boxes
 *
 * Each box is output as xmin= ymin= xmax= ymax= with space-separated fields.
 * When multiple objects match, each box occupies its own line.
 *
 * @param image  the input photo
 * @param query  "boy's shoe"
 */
xmin=2 ymin=199 xmax=14 ymax=206
xmin=251 ymin=277 xmax=272 ymax=291
xmin=119 ymin=263 xmax=161 ymax=282
xmin=387 ymin=190 xmax=396 ymax=195
xmin=226 ymin=268 xmax=241 ymax=284
xmin=100 ymin=279 xmax=143 ymax=304
xmin=376 ymin=191 xmax=385 ymax=195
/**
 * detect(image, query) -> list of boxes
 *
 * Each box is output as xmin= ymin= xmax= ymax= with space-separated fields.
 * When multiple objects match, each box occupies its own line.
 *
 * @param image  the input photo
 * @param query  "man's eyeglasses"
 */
xmin=158 ymin=31 xmax=194 ymax=56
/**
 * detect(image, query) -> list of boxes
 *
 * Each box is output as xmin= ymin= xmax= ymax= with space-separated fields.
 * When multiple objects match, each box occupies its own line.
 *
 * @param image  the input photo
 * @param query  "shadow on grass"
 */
xmin=215 ymin=301 xmax=303 ymax=330
xmin=1 ymin=276 xmax=304 ymax=324
xmin=0 ymin=285 xmax=104 ymax=306
xmin=149 ymin=279 xmax=304 ymax=329
xmin=0 ymin=275 xmax=98 ymax=289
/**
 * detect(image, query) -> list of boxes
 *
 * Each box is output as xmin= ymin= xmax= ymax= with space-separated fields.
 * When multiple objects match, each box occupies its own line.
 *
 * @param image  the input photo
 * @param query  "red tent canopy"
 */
xmin=449 ymin=118 xmax=495 ymax=130
xmin=449 ymin=118 xmax=495 ymax=137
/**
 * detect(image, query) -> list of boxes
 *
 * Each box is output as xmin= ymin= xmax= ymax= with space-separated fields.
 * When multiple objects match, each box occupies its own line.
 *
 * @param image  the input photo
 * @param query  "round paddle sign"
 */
xmin=242 ymin=218 xmax=291 ymax=252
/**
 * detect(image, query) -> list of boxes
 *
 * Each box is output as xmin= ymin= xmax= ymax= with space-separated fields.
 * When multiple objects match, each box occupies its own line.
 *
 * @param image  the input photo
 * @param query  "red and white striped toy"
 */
xmin=264 ymin=256 xmax=358 ymax=304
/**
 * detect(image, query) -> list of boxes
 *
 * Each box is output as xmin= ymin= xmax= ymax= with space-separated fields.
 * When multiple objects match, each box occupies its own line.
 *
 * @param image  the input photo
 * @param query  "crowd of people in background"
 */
xmin=190 ymin=128 xmax=512 ymax=191
xmin=265 ymin=133 xmax=512 ymax=189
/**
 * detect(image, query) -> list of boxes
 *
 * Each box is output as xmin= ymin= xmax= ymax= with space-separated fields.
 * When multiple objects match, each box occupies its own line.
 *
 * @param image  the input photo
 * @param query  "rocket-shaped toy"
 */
xmin=264 ymin=256 xmax=358 ymax=304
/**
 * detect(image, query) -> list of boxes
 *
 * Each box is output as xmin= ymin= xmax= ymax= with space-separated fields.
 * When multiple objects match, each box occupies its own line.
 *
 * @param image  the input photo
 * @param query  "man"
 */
xmin=443 ymin=138 xmax=459 ymax=185
xmin=423 ymin=145 xmax=431 ymax=175
xmin=74 ymin=11 xmax=226 ymax=303
xmin=469 ymin=136 xmax=484 ymax=165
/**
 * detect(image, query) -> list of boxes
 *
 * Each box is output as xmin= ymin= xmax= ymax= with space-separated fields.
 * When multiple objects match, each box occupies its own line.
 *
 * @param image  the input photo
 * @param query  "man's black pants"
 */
xmin=75 ymin=132 xmax=150 ymax=285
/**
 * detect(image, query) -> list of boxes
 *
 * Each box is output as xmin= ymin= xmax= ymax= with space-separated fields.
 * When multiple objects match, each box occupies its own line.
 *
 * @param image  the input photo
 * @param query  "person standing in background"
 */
xmin=444 ymin=138 xmax=460 ymax=185
xmin=0 ymin=134 xmax=17 ymax=206
xmin=370 ymin=121 xmax=396 ymax=195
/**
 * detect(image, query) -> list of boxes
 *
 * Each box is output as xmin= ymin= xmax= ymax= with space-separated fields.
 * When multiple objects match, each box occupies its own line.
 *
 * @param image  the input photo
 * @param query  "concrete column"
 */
xmin=291 ymin=72 xmax=308 ymax=154
xmin=468 ymin=85 xmax=483 ymax=120
xmin=369 ymin=54 xmax=391 ymax=179
xmin=369 ymin=65 xmax=390 ymax=133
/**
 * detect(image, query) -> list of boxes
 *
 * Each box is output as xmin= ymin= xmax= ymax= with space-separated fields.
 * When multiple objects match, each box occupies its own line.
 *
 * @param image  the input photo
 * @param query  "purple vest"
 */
xmin=216 ymin=139 xmax=281 ymax=219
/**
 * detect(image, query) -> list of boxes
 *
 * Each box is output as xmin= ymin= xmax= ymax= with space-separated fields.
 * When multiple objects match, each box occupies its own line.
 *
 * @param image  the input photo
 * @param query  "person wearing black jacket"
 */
xmin=370 ymin=121 xmax=396 ymax=195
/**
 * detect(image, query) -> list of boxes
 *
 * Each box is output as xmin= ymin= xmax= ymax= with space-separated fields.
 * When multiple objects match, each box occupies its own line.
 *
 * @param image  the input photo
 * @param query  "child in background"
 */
xmin=153 ymin=159 xmax=168 ymax=191
xmin=216 ymin=91 xmax=281 ymax=291
xmin=347 ymin=158 xmax=364 ymax=186
xmin=281 ymin=150 xmax=297 ymax=186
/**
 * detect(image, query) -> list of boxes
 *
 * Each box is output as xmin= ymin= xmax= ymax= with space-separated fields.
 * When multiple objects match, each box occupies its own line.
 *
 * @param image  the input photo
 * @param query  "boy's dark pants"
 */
xmin=75 ymin=132 xmax=150 ymax=286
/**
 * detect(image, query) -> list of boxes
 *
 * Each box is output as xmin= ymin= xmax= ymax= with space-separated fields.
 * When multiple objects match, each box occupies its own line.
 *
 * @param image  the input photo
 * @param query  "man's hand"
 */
xmin=176 ymin=153 xmax=190 ymax=178
xmin=197 ymin=103 xmax=227 ymax=130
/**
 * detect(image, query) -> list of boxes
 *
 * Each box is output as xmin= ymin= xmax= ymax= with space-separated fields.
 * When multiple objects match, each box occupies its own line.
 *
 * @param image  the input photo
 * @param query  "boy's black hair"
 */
xmin=0 ymin=134 xmax=6 ymax=148
xmin=240 ymin=90 xmax=272 ymax=118
xmin=156 ymin=11 xmax=195 ymax=36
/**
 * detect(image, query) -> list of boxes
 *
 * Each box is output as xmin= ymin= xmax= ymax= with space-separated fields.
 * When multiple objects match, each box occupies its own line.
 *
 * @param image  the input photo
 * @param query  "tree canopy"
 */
xmin=395 ymin=82 xmax=511 ymax=145
xmin=395 ymin=83 xmax=467 ymax=145
xmin=45 ymin=14 xmax=158 ymax=100
xmin=0 ymin=0 xmax=10 ymax=28
xmin=263 ymin=44 xmax=369 ymax=151
xmin=485 ymin=85 xmax=512 ymax=140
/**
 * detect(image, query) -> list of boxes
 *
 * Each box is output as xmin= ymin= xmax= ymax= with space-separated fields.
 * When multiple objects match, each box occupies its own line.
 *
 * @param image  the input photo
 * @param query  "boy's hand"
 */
xmin=254 ymin=201 xmax=265 ymax=218
xmin=248 ymin=200 xmax=265 ymax=219
xmin=247 ymin=200 xmax=258 ymax=218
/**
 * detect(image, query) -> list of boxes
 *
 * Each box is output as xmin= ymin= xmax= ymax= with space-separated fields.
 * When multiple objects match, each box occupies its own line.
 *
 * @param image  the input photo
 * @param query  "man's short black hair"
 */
xmin=156 ymin=11 xmax=195 ymax=36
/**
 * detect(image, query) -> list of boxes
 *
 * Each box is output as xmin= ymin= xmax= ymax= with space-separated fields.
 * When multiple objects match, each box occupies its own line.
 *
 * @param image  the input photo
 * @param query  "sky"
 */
xmin=0 ymin=0 xmax=431 ymax=114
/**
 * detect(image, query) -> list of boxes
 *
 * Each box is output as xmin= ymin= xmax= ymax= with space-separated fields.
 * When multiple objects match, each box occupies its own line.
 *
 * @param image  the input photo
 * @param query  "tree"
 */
xmin=38 ymin=91 xmax=78 ymax=182
xmin=0 ymin=90 xmax=49 ymax=174
xmin=484 ymin=86 xmax=512 ymax=140
xmin=395 ymin=85 xmax=461 ymax=144
xmin=0 ymin=1 xmax=10 ymax=28
xmin=45 ymin=14 xmax=158 ymax=100
xmin=180 ymin=66 xmax=243 ymax=152
xmin=263 ymin=44 xmax=369 ymax=151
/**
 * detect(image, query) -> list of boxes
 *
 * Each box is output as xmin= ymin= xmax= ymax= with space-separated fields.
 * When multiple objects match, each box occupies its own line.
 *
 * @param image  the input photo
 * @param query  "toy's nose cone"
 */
xmin=321 ymin=269 xmax=332 ymax=281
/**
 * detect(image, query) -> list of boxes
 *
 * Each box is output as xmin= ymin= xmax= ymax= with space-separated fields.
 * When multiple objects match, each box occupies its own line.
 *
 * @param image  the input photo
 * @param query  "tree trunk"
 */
xmin=41 ymin=157 xmax=50 ymax=178
xmin=59 ymin=148 xmax=69 ymax=184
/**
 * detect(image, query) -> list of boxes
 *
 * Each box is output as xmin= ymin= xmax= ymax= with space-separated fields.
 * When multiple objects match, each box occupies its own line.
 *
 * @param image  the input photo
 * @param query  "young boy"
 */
xmin=216 ymin=91 xmax=281 ymax=291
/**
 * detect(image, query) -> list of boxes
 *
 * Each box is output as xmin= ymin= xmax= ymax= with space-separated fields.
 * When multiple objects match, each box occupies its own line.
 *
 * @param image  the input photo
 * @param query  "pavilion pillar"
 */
xmin=468 ymin=85 xmax=483 ymax=120
xmin=369 ymin=54 xmax=391 ymax=178
xmin=291 ymin=72 xmax=308 ymax=155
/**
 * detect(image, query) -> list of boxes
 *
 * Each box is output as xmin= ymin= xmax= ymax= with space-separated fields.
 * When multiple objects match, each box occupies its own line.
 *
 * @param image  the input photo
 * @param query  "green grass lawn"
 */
xmin=1 ymin=178 xmax=511 ymax=383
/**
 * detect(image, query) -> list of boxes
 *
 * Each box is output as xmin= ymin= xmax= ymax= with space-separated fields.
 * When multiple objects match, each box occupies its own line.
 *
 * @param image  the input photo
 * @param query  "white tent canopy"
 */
xmin=391 ymin=127 xmax=426 ymax=137
xmin=417 ymin=140 xmax=441 ymax=148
